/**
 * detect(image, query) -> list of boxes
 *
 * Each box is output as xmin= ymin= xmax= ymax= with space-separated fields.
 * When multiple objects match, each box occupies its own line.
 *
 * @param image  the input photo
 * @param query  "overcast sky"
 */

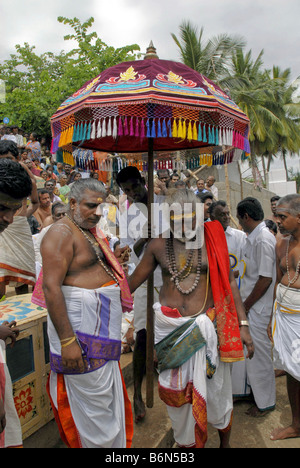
xmin=1 ymin=0 xmax=299 ymax=175
xmin=0 ymin=0 xmax=299 ymax=80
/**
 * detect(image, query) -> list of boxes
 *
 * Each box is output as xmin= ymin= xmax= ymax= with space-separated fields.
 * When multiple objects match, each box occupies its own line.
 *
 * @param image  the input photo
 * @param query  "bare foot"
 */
xmin=246 ymin=405 xmax=274 ymax=418
xmin=270 ymin=425 xmax=300 ymax=441
xmin=134 ymin=396 xmax=146 ymax=423
xmin=122 ymin=344 xmax=132 ymax=354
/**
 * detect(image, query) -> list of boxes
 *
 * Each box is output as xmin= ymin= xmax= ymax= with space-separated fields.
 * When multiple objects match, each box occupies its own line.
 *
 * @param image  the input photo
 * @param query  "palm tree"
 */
xmin=265 ymin=67 xmax=300 ymax=180
xmin=222 ymin=47 xmax=284 ymax=185
xmin=171 ymin=22 xmax=300 ymax=187
xmin=171 ymin=21 xmax=245 ymax=84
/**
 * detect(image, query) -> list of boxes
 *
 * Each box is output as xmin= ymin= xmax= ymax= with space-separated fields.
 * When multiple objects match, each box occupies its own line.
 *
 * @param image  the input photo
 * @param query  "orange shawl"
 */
xmin=205 ymin=221 xmax=244 ymax=362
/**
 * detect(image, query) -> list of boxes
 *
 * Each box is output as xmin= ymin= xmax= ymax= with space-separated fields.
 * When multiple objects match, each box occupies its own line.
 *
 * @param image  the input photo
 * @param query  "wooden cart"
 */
xmin=0 ymin=294 xmax=52 ymax=440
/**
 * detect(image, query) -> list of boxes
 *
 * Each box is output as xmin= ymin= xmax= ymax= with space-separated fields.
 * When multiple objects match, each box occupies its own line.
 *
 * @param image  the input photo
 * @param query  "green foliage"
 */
xmin=0 ymin=17 xmax=140 ymax=138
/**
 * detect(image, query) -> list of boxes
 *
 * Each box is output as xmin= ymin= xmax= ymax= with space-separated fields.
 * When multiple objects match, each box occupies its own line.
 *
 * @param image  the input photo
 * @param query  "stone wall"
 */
xmin=186 ymin=162 xmax=276 ymax=226
xmin=216 ymin=179 xmax=275 ymax=226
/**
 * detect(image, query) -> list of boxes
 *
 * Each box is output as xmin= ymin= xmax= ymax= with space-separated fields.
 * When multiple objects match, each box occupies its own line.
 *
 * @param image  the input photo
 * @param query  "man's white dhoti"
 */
xmin=0 ymin=216 xmax=36 ymax=288
xmin=0 ymin=341 xmax=22 ymax=448
xmin=133 ymin=283 xmax=160 ymax=332
xmin=154 ymin=303 xmax=233 ymax=448
xmin=47 ymin=284 xmax=130 ymax=448
xmin=272 ymin=283 xmax=300 ymax=382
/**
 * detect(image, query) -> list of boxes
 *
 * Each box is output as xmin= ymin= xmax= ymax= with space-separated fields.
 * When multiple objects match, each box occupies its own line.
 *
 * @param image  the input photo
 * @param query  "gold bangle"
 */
xmin=60 ymin=336 xmax=75 ymax=343
xmin=61 ymin=336 xmax=76 ymax=348
xmin=60 ymin=335 xmax=75 ymax=343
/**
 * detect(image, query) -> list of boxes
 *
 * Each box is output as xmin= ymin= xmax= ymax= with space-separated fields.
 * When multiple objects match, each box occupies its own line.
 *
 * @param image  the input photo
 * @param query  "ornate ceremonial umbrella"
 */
xmin=50 ymin=43 xmax=250 ymax=406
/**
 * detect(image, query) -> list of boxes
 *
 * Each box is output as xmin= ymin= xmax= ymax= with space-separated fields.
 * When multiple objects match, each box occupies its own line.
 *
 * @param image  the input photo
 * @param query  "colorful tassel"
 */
xmin=157 ymin=119 xmax=162 ymax=138
xmin=167 ymin=118 xmax=172 ymax=137
xmin=72 ymin=124 xmax=78 ymax=142
xmin=78 ymin=123 xmax=83 ymax=141
xmin=58 ymin=131 xmax=64 ymax=148
xmin=107 ymin=117 xmax=112 ymax=137
xmin=62 ymin=128 xmax=67 ymax=146
xmin=102 ymin=119 xmax=106 ymax=138
xmin=192 ymin=122 xmax=198 ymax=140
xmin=151 ymin=119 xmax=156 ymax=138
xmin=198 ymin=123 xmax=202 ymax=141
xmin=96 ymin=120 xmax=101 ymax=138
xmin=140 ymin=119 xmax=145 ymax=139
xmin=74 ymin=124 xmax=79 ymax=142
xmin=130 ymin=116 xmax=134 ymax=136
xmin=225 ymin=128 xmax=229 ymax=146
xmin=118 ymin=117 xmax=123 ymax=136
xmin=162 ymin=119 xmax=168 ymax=138
xmin=215 ymin=126 xmax=219 ymax=145
xmin=124 ymin=117 xmax=129 ymax=136
xmin=113 ymin=117 xmax=118 ymax=139
xmin=208 ymin=125 xmax=211 ymax=144
xmin=146 ymin=119 xmax=151 ymax=138
xmin=177 ymin=119 xmax=183 ymax=138
xmin=172 ymin=119 xmax=178 ymax=138
xmin=210 ymin=126 xmax=215 ymax=145
xmin=182 ymin=120 xmax=187 ymax=139
xmin=187 ymin=121 xmax=193 ymax=141
xmin=135 ymin=117 xmax=140 ymax=137
xmin=86 ymin=122 xmax=91 ymax=140
xmin=203 ymin=124 xmax=207 ymax=143
xmin=68 ymin=126 xmax=74 ymax=144
xmin=91 ymin=121 xmax=96 ymax=140
xmin=218 ymin=127 xmax=223 ymax=146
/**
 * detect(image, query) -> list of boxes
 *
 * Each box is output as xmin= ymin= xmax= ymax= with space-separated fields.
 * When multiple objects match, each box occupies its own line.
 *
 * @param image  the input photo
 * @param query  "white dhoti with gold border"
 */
xmin=47 ymin=283 xmax=131 ymax=448
xmin=154 ymin=303 xmax=233 ymax=448
xmin=272 ymin=283 xmax=300 ymax=382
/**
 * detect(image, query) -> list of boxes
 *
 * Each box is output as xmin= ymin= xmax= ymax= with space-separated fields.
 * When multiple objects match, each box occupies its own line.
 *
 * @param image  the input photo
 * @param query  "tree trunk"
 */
xmin=282 ymin=151 xmax=289 ymax=181
xmin=261 ymin=155 xmax=267 ymax=186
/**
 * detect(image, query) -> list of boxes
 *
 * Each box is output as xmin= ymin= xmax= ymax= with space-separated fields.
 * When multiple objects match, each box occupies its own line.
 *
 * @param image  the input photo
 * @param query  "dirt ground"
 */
xmin=206 ymin=374 xmax=300 ymax=449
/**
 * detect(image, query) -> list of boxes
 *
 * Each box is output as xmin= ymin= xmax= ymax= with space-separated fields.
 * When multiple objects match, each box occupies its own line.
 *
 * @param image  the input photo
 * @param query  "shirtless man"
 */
xmin=33 ymin=189 xmax=52 ymax=229
xmin=128 ymin=189 xmax=254 ymax=448
xmin=40 ymin=178 xmax=133 ymax=448
xmin=268 ymin=194 xmax=300 ymax=441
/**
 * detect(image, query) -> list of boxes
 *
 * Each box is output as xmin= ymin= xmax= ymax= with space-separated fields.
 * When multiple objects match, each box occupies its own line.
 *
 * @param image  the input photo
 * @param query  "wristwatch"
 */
xmin=239 ymin=320 xmax=249 ymax=327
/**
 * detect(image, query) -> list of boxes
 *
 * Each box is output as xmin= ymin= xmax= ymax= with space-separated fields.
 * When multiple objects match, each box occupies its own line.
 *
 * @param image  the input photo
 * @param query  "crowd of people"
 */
xmin=0 ymin=132 xmax=299 ymax=449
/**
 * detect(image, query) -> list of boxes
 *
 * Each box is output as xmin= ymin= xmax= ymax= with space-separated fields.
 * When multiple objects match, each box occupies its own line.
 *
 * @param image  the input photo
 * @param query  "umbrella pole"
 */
xmin=146 ymin=137 xmax=154 ymax=408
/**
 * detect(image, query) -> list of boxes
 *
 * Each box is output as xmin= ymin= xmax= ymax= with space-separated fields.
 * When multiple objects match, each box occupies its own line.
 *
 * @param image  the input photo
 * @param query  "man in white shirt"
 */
xmin=232 ymin=197 xmax=276 ymax=417
xmin=1 ymin=128 xmax=17 ymax=144
xmin=11 ymin=127 xmax=23 ymax=148
xmin=116 ymin=166 xmax=164 ymax=424
xmin=205 ymin=175 xmax=218 ymax=200
xmin=194 ymin=178 xmax=208 ymax=196
xmin=209 ymin=200 xmax=246 ymax=287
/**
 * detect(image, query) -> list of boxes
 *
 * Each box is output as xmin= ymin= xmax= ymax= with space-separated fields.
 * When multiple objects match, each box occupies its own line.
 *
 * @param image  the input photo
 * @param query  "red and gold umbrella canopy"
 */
xmin=51 ymin=58 xmax=250 ymax=155
xmin=50 ymin=52 xmax=251 ymax=408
